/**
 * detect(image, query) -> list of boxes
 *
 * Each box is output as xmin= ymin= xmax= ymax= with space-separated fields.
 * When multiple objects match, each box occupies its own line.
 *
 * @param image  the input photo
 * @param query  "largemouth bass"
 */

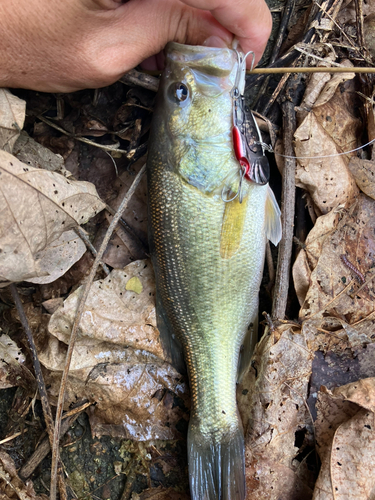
xmin=147 ymin=42 xmax=281 ymax=500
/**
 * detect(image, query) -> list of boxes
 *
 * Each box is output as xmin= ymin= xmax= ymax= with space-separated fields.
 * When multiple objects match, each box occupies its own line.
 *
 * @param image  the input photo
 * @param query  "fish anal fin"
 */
xmin=220 ymin=195 xmax=248 ymax=259
xmin=265 ymin=185 xmax=282 ymax=246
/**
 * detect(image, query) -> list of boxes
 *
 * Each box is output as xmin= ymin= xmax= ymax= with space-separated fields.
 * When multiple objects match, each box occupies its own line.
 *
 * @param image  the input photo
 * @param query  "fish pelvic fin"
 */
xmin=188 ymin=420 xmax=245 ymax=500
xmin=265 ymin=184 xmax=282 ymax=246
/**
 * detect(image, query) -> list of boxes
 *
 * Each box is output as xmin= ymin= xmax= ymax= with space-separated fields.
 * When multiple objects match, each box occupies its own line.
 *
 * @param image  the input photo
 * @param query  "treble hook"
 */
xmin=231 ymin=49 xmax=255 ymax=98
xmin=221 ymin=167 xmax=246 ymax=204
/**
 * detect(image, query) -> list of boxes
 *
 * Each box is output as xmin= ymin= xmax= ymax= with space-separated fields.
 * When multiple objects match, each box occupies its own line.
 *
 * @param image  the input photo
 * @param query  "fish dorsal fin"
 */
xmin=265 ymin=185 xmax=282 ymax=246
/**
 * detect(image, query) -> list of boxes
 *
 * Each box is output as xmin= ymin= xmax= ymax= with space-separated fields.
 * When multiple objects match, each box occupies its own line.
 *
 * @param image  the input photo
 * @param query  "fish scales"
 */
xmin=147 ymin=42 xmax=281 ymax=500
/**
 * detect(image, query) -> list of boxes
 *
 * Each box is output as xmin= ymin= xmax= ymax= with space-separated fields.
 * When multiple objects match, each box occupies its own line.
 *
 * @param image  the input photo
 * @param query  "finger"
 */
xmin=180 ymin=0 xmax=272 ymax=64
xmin=96 ymin=0 xmax=234 ymax=72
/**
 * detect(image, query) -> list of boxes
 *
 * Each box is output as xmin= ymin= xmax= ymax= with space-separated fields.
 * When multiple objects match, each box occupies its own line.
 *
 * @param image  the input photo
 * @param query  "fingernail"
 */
xmin=202 ymin=36 xmax=230 ymax=48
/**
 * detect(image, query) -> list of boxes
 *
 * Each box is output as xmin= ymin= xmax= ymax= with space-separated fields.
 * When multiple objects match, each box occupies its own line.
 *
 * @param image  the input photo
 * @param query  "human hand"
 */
xmin=0 ymin=0 xmax=272 ymax=92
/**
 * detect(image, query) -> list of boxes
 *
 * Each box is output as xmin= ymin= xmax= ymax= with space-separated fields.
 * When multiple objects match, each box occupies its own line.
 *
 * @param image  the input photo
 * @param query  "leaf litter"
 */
xmin=1 ymin=2 xmax=375 ymax=499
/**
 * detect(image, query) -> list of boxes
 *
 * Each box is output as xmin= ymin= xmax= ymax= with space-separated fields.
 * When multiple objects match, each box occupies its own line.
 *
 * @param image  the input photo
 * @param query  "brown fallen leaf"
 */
xmin=348 ymin=157 xmax=375 ymax=200
xmin=43 ymin=352 xmax=189 ymax=440
xmin=39 ymin=259 xmax=189 ymax=440
xmin=48 ymin=260 xmax=163 ymax=358
xmin=13 ymin=131 xmax=70 ymax=176
xmin=312 ymin=62 xmax=355 ymax=109
xmin=294 ymin=110 xmax=359 ymax=214
xmin=0 ymin=89 xmax=26 ymax=153
xmin=237 ymin=323 xmax=315 ymax=499
xmin=293 ymin=208 xmax=339 ymax=306
xmin=0 ymin=150 xmax=105 ymax=284
xmin=297 ymin=194 xmax=375 ymax=323
xmin=294 ymin=72 xmax=361 ymax=215
xmin=312 ymin=378 xmax=375 ymax=500
xmin=24 ymin=230 xmax=86 ymax=285
xmin=0 ymin=333 xmax=35 ymax=390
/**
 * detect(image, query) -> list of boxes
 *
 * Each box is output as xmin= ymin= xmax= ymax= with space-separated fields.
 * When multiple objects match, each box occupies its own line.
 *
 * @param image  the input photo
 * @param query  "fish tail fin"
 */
xmin=188 ymin=420 xmax=245 ymax=500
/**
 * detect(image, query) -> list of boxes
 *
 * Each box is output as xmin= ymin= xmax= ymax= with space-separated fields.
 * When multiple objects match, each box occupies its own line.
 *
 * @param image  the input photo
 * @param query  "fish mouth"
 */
xmin=166 ymin=42 xmax=237 ymax=77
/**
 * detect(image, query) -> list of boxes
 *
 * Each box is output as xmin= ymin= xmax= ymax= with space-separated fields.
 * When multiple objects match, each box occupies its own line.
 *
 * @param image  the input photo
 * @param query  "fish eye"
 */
xmin=168 ymin=82 xmax=189 ymax=104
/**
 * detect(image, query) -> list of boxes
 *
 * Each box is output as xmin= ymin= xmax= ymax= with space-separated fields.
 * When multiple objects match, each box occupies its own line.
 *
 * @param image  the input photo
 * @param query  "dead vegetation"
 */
xmin=1 ymin=0 xmax=375 ymax=498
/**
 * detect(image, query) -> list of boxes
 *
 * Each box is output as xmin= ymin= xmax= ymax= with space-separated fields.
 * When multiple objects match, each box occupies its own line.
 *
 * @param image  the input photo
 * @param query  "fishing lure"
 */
xmin=231 ymin=50 xmax=270 ymax=186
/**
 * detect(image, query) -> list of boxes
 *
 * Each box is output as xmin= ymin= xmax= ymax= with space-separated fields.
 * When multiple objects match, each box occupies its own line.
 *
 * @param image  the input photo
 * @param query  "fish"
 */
xmin=147 ymin=42 xmax=282 ymax=500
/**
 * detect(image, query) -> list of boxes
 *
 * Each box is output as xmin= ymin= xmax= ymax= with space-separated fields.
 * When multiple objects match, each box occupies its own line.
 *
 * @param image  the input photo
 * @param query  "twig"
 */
xmin=19 ymin=402 xmax=90 ymax=480
xmin=355 ymin=0 xmax=365 ymax=49
xmin=266 ymin=242 xmax=275 ymax=286
xmin=9 ymin=284 xmax=67 ymax=500
xmin=253 ymin=0 xmax=295 ymax=110
xmin=313 ymin=0 xmax=366 ymax=57
xmin=37 ymin=115 xmax=129 ymax=154
xmin=261 ymin=71 xmax=293 ymax=116
xmin=120 ymin=68 xmax=159 ymax=93
xmin=248 ymin=66 xmax=375 ymax=74
xmin=50 ymin=163 xmax=147 ymax=500
xmin=0 ymin=429 xmax=27 ymax=445
xmin=73 ymin=226 xmax=110 ymax=276
xmin=10 ymin=285 xmax=55 ymax=443
xmin=272 ymin=81 xmax=298 ymax=319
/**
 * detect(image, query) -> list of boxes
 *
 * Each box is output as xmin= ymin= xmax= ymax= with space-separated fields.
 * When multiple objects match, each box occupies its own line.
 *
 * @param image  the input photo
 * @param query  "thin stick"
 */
xmin=50 ymin=163 xmax=147 ymax=500
xmin=19 ymin=403 xmax=90 ymax=480
xmin=266 ymin=241 xmax=275 ymax=285
xmin=37 ymin=115 xmax=129 ymax=154
xmin=272 ymin=90 xmax=297 ymax=319
xmin=253 ymin=0 xmax=295 ymax=110
xmin=73 ymin=226 xmax=110 ymax=276
xmin=10 ymin=285 xmax=55 ymax=443
xmin=9 ymin=284 xmax=67 ymax=500
xmin=0 ymin=429 xmax=27 ymax=445
xmin=248 ymin=66 xmax=375 ymax=74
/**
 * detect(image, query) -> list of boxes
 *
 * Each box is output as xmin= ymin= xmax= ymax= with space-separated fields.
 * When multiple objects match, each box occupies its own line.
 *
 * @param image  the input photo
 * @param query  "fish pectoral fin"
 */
xmin=265 ymin=185 xmax=282 ymax=246
xmin=220 ymin=194 xmax=248 ymax=259
xmin=155 ymin=292 xmax=186 ymax=375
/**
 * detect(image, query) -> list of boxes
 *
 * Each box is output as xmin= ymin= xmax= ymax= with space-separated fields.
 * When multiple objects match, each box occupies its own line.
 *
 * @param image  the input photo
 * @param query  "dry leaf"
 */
xmin=298 ymin=195 xmax=375 ymax=322
xmin=24 ymin=230 xmax=86 ymax=285
xmin=348 ymin=157 xmax=375 ymax=200
xmin=293 ymin=208 xmax=339 ymax=305
xmin=0 ymin=333 xmax=35 ymax=389
xmin=313 ymin=379 xmax=375 ymax=500
xmin=0 ymin=150 xmax=105 ymax=284
xmin=237 ymin=323 xmax=314 ymax=499
xmin=39 ymin=260 xmax=189 ymax=440
xmin=48 ymin=260 xmax=163 ymax=359
xmin=294 ymin=111 xmax=359 ymax=213
xmin=13 ymin=131 xmax=69 ymax=176
xmin=0 ymin=89 xmax=26 ymax=153
xmin=312 ymin=62 xmax=355 ymax=109
xmin=43 ymin=351 xmax=189 ymax=440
